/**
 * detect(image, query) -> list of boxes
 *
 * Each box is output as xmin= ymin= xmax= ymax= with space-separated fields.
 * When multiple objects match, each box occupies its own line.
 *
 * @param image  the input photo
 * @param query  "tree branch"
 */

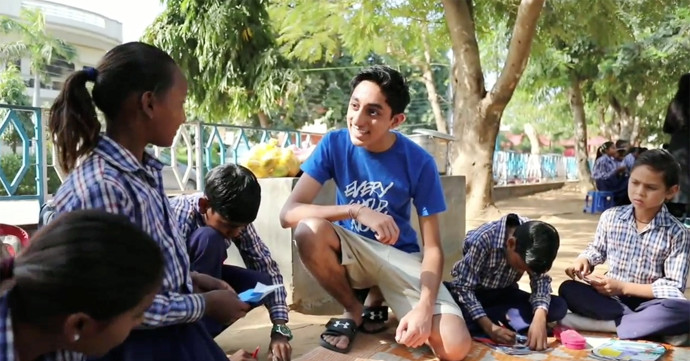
xmin=488 ymin=0 xmax=545 ymax=109
xmin=442 ymin=0 xmax=485 ymax=97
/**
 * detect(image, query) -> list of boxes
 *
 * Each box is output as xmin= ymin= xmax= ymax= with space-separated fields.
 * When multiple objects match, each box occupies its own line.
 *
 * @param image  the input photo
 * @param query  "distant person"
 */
xmin=592 ymin=141 xmax=629 ymax=205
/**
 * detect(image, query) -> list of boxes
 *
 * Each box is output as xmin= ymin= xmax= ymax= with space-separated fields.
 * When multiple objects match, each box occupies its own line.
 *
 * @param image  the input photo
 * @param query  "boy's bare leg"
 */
xmin=428 ymin=313 xmax=472 ymax=361
xmin=293 ymin=218 xmax=363 ymax=351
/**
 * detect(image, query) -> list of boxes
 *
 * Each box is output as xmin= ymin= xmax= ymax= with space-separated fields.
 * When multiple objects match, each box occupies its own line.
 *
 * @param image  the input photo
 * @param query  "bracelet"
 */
xmin=348 ymin=204 xmax=366 ymax=220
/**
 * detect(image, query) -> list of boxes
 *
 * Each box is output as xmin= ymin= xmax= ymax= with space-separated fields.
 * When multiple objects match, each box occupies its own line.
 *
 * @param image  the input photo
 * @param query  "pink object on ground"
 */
xmin=554 ymin=325 xmax=587 ymax=350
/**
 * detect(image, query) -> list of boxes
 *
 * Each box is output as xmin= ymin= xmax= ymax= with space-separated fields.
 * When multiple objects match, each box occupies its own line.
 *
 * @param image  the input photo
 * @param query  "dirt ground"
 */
xmin=216 ymin=184 xmax=604 ymax=359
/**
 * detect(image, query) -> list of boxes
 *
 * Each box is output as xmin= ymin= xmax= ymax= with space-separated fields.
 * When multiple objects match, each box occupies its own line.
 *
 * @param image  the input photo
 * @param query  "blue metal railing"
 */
xmin=0 ymin=104 xmax=44 ymax=203
xmin=0 ymin=103 xmax=582 ymax=202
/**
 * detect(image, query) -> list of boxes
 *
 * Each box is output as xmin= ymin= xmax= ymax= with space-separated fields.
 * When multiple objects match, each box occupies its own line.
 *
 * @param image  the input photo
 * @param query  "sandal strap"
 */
xmin=322 ymin=318 xmax=357 ymax=338
xmin=362 ymin=306 xmax=388 ymax=322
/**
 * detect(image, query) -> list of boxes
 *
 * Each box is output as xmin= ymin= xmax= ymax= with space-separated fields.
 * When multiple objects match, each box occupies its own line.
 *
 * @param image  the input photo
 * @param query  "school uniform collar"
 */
xmin=492 ymin=213 xmax=529 ymax=249
xmin=617 ymin=204 xmax=673 ymax=227
xmin=92 ymin=135 xmax=163 ymax=184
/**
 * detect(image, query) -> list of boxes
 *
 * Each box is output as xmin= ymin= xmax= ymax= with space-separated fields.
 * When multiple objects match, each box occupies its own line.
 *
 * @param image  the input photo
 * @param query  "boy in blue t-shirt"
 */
xmin=279 ymin=65 xmax=471 ymax=360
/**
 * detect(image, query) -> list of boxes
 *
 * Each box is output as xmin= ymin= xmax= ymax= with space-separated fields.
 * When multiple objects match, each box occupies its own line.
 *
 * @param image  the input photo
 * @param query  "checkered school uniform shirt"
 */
xmin=581 ymin=204 xmax=690 ymax=299
xmin=52 ymin=136 xmax=205 ymax=327
xmin=0 ymin=291 xmax=83 ymax=361
xmin=448 ymin=214 xmax=552 ymax=320
xmin=170 ymin=193 xmax=289 ymax=322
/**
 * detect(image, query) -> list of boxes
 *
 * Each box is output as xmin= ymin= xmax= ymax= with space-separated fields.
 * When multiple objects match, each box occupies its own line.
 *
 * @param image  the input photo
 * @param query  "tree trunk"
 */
xmin=630 ymin=115 xmax=641 ymax=145
xmin=443 ymin=0 xmax=545 ymax=219
xmin=32 ymin=72 xmax=40 ymax=107
xmin=569 ymin=76 xmax=594 ymax=191
xmin=257 ymin=111 xmax=270 ymax=128
xmin=420 ymin=26 xmax=447 ymax=133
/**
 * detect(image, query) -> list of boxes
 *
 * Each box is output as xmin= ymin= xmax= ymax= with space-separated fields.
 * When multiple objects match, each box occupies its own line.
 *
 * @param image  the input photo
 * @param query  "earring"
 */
xmin=73 ymin=334 xmax=80 ymax=342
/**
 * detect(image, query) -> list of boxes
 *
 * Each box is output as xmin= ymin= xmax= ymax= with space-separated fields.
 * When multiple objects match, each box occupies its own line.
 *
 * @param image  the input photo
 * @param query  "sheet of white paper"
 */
xmin=253 ymin=282 xmax=283 ymax=300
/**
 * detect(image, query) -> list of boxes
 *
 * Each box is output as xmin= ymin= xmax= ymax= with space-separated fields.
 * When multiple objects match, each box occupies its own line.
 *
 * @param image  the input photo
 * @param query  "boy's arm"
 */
xmin=448 ymin=236 xmax=490 ymax=321
xmin=579 ymin=209 xmax=611 ymax=267
xmin=528 ymin=273 xmax=552 ymax=313
xmin=279 ymin=174 xmax=359 ymax=228
xmin=418 ymin=214 xmax=443 ymax=310
xmin=234 ymin=224 xmax=289 ymax=323
xmin=624 ymin=229 xmax=690 ymax=299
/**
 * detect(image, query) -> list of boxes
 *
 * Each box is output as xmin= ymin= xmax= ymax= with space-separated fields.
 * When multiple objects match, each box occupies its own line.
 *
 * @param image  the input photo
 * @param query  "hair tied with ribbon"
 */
xmin=0 ymin=257 xmax=14 ymax=279
xmin=84 ymin=67 xmax=99 ymax=82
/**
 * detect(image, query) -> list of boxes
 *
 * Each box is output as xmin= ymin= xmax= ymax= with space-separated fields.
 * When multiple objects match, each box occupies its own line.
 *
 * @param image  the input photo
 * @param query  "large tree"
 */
xmin=0 ymin=9 xmax=76 ymax=107
xmin=442 ymin=0 xmax=545 ymax=217
xmin=143 ymin=0 xmax=300 ymax=127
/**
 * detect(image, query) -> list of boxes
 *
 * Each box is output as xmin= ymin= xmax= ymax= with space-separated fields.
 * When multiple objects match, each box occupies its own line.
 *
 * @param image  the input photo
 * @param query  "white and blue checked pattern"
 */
xmin=448 ymin=215 xmax=552 ymax=320
xmin=581 ymin=204 xmax=690 ymax=299
xmin=169 ymin=193 xmax=289 ymax=322
xmin=0 ymin=291 xmax=84 ymax=361
xmin=52 ymin=136 xmax=205 ymax=328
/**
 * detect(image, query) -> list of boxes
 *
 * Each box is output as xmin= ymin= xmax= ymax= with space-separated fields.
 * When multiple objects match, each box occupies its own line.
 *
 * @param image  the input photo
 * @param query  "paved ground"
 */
xmin=216 ymin=184 xmax=607 ymax=358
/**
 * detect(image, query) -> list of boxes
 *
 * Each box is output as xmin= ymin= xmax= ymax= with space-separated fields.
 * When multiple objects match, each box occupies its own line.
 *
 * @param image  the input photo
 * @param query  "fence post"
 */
xmin=195 ymin=122 xmax=204 ymax=192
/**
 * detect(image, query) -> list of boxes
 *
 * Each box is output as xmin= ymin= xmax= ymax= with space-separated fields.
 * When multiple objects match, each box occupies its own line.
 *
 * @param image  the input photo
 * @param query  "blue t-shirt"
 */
xmin=301 ymin=129 xmax=447 ymax=253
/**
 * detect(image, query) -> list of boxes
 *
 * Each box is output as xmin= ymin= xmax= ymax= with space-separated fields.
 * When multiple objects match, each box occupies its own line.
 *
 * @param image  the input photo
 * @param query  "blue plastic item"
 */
xmin=583 ymin=191 xmax=615 ymax=214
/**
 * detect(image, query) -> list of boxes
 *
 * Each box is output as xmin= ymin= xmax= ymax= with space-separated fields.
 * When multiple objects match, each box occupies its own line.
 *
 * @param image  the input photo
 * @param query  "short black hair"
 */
xmin=350 ymin=65 xmax=410 ymax=115
xmin=205 ymin=164 xmax=261 ymax=224
xmin=7 ymin=210 xmax=164 ymax=325
xmin=615 ymin=139 xmax=629 ymax=148
xmin=513 ymin=221 xmax=560 ymax=274
xmin=632 ymin=149 xmax=681 ymax=188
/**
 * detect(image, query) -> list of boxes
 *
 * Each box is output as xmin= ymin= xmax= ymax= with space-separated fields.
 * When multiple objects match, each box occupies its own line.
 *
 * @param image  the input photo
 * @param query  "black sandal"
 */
xmin=319 ymin=318 xmax=358 ymax=354
xmin=359 ymin=306 xmax=388 ymax=334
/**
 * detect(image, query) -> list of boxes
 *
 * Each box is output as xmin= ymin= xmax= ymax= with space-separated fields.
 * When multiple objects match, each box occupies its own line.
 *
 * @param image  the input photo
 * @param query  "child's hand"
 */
xmin=488 ymin=324 xmax=516 ymax=345
xmin=588 ymin=275 xmax=625 ymax=296
xmin=228 ymin=349 xmax=255 ymax=361
xmin=203 ymin=289 xmax=250 ymax=325
xmin=356 ymin=207 xmax=400 ymax=245
xmin=565 ymin=258 xmax=591 ymax=280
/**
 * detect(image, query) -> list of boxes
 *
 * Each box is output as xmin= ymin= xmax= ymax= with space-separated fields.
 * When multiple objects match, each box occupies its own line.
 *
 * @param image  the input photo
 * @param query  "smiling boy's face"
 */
xmin=346 ymin=80 xmax=405 ymax=152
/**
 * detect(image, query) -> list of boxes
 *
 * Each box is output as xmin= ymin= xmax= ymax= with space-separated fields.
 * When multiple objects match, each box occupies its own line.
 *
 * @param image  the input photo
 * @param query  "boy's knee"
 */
xmin=255 ymin=271 xmax=273 ymax=286
xmin=558 ymin=280 xmax=580 ymax=299
xmin=429 ymin=315 xmax=471 ymax=361
xmin=549 ymin=295 xmax=569 ymax=321
xmin=293 ymin=218 xmax=337 ymax=251
xmin=659 ymin=299 xmax=690 ymax=315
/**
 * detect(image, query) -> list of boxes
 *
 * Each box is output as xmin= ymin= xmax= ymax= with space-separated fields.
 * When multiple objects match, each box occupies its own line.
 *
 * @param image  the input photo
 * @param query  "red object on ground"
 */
xmin=0 ymin=224 xmax=30 ymax=256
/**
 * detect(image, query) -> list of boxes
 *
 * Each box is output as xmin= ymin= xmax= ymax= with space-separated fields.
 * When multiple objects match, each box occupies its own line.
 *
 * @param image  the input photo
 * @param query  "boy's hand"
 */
xmin=228 ymin=349 xmax=255 ymax=361
xmin=395 ymin=304 xmax=433 ymax=348
xmin=203 ymin=289 xmax=250 ymax=325
xmin=191 ymin=271 xmax=235 ymax=293
xmin=356 ymin=207 xmax=400 ymax=245
xmin=527 ymin=309 xmax=548 ymax=350
xmin=588 ymin=274 xmax=624 ymax=296
xmin=565 ymin=258 xmax=591 ymax=280
xmin=488 ymin=324 xmax=516 ymax=345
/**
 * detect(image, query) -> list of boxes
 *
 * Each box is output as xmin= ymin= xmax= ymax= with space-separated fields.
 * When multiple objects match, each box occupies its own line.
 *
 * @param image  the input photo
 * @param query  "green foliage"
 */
xmin=0 ymin=153 xmax=60 ymax=196
xmin=0 ymin=65 xmax=34 ymax=153
xmin=0 ymin=9 xmax=77 ymax=90
xmin=144 ymin=0 xmax=300 ymax=125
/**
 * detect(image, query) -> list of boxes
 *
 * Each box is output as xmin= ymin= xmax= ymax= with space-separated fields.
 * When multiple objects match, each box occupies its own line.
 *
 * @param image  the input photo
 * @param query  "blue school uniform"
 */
xmin=52 ymin=136 xmax=227 ymax=361
xmin=559 ymin=205 xmax=690 ymax=339
xmin=447 ymin=214 xmax=567 ymax=333
xmin=169 ymin=193 xmax=287 ymax=336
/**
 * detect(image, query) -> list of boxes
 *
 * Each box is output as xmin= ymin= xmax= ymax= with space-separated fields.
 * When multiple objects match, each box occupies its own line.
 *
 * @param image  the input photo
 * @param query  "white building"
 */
xmin=0 ymin=0 xmax=122 ymax=106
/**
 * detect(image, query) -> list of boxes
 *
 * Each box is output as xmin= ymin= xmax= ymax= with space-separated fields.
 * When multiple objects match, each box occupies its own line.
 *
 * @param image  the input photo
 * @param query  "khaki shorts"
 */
xmin=332 ymin=224 xmax=463 ymax=319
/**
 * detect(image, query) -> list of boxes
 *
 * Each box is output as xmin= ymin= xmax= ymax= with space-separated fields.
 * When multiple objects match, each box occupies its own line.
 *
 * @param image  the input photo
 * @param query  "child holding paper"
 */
xmin=560 ymin=149 xmax=690 ymax=345
xmin=170 ymin=163 xmax=292 ymax=360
